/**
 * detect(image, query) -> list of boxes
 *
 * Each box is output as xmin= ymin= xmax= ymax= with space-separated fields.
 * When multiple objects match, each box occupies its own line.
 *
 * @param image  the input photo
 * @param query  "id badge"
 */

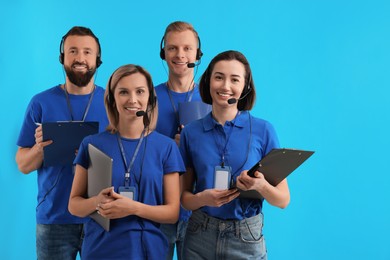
xmin=118 ymin=186 xmax=138 ymax=201
xmin=214 ymin=166 xmax=232 ymax=190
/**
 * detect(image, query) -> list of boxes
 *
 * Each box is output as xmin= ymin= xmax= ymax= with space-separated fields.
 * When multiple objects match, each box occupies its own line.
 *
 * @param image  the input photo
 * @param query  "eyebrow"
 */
xmin=214 ymin=72 xmax=242 ymax=78
xmin=166 ymin=43 xmax=195 ymax=48
xmin=116 ymin=86 xmax=147 ymax=90
xmin=68 ymin=46 xmax=94 ymax=51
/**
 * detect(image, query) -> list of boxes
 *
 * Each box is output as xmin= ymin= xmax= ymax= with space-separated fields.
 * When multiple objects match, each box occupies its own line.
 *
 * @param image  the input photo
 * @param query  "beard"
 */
xmin=64 ymin=62 xmax=96 ymax=87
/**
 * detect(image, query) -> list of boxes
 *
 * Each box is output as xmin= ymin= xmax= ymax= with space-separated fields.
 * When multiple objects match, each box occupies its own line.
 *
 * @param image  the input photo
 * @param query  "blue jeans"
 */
xmin=160 ymin=220 xmax=188 ymax=260
xmin=184 ymin=210 xmax=267 ymax=260
xmin=36 ymin=224 xmax=83 ymax=260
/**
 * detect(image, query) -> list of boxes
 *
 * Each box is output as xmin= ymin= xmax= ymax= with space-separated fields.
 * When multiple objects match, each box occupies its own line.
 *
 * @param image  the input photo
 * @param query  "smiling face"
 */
xmin=163 ymin=30 xmax=198 ymax=77
xmin=63 ymin=35 xmax=99 ymax=87
xmin=114 ymin=72 xmax=149 ymax=121
xmin=209 ymin=60 xmax=246 ymax=108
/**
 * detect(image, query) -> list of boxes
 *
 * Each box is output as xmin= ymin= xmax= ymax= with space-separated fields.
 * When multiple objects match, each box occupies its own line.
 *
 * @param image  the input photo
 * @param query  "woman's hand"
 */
xmin=236 ymin=170 xmax=268 ymax=192
xmin=236 ymin=170 xmax=290 ymax=208
xmin=198 ymin=188 xmax=240 ymax=207
xmin=96 ymin=189 xmax=138 ymax=219
xmin=95 ymin=187 xmax=115 ymax=207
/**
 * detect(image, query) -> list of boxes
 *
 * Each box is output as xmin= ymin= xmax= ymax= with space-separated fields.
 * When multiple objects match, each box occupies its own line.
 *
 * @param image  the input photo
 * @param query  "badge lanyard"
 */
xmin=63 ymin=84 xmax=96 ymax=121
xmin=116 ymin=130 xmax=145 ymax=187
xmin=166 ymin=82 xmax=196 ymax=129
xmin=212 ymin=111 xmax=240 ymax=167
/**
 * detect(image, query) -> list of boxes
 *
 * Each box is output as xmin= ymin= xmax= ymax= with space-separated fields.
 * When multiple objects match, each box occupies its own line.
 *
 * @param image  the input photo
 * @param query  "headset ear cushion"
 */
xmin=59 ymin=54 xmax=64 ymax=64
xmin=160 ymin=48 xmax=165 ymax=60
xmin=196 ymin=49 xmax=203 ymax=60
xmin=96 ymin=57 xmax=102 ymax=68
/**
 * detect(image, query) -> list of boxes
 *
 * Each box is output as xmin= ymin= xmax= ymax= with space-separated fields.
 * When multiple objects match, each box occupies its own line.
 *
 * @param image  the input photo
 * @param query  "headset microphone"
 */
xmin=227 ymin=98 xmax=238 ymax=104
xmin=187 ymin=63 xmax=196 ymax=68
xmin=227 ymin=87 xmax=252 ymax=105
xmin=136 ymin=110 xmax=146 ymax=117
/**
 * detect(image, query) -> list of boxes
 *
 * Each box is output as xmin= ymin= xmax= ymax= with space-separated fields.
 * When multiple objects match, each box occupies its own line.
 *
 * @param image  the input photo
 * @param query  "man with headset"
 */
xmin=15 ymin=26 xmax=108 ymax=260
xmin=155 ymin=21 xmax=209 ymax=260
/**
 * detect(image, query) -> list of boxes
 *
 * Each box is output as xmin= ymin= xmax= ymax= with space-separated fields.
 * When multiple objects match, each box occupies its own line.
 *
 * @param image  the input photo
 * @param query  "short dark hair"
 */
xmin=199 ymin=50 xmax=256 ymax=111
xmin=60 ymin=26 xmax=102 ymax=65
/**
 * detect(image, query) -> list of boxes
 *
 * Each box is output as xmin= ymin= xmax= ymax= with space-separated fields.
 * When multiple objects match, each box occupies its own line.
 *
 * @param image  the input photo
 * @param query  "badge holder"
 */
xmin=214 ymin=165 xmax=232 ymax=190
xmin=119 ymin=186 xmax=138 ymax=201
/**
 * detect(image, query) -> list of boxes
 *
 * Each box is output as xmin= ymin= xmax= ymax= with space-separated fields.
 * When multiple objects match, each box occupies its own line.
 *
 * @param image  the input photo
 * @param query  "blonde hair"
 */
xmin=163 ymin=21 xmax=199 ymax=39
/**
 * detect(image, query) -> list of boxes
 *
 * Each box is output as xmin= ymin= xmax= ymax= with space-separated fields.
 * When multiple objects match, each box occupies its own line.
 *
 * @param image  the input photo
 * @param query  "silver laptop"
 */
xmin=88 ymin=144 xmax=113 ymax=231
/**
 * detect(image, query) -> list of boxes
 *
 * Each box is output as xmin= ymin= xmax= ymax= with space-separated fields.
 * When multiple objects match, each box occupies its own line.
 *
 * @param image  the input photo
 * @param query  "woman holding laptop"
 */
xmin=69 ymin=64 xmax=185 ymax=259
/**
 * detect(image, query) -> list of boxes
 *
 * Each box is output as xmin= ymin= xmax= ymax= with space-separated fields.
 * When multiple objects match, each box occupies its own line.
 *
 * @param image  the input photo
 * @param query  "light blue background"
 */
xmin=1 ymin=1 xmax=389 ymax=259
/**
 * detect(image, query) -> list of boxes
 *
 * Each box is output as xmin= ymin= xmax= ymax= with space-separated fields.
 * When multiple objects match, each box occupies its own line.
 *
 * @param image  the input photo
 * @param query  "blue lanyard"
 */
xmin=116 ymin=130 xmax=145 ymax=187
xmin=212 ymin=111 xmax=240 ymax=167
xmin=165 ymin=82 xmax=196 ymax=127
xmin=63 ymin=84 xmax=95 ymax=121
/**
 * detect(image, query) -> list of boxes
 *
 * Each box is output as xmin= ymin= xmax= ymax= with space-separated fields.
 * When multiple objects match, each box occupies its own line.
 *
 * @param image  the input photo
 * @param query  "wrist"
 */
xmin=93 ymin=196 xmax=99 ymax=208
xmin=195 ymin=192 xmax=206 ymax=208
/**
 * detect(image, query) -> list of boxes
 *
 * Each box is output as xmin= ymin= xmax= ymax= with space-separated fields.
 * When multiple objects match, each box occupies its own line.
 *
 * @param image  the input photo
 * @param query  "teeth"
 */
xmin=73 ymin=65 xmax=87 ymax=70
xmin=218 ymin=93 xmax=231 ymax=97
xmin=125 ymin=107 xmax=138 ymax=111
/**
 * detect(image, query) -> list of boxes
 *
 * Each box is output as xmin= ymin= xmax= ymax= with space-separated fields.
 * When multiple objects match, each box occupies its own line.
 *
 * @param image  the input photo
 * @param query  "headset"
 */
xmin=159 ymin=35 xmax=203 ymax=61
xmin=243 ymin=72 xmax=253 ymax=96
xmin=59 ymin=32 xmax=102 ymax=68
xmin=201 ymin=62 xmax=253 ymax=105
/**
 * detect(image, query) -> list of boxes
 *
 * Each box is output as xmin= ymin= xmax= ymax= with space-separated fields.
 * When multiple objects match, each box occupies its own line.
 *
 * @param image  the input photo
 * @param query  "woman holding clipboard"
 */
xmin=179 ymin=50 xmax=290 ymax=259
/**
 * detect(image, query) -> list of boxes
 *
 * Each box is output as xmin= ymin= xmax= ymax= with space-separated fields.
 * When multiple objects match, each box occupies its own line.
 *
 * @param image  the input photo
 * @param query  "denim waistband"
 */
xmin=190 ymin=210 xmax=263 ymax=236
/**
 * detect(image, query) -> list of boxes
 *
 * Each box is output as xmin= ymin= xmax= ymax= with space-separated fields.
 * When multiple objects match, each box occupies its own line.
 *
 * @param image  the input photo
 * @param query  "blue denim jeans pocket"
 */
xmin=186 ymin=218 xmax=202 ymax=234
xmin=184 ymin=210 xmax=267 ymax=259
xmin=237 ymin=214 xmax=267 ymax=259
xmin=239 ymin=217 xmax=263 ymax=243
xmin=36 ymin=224 xmax=83 ymax=260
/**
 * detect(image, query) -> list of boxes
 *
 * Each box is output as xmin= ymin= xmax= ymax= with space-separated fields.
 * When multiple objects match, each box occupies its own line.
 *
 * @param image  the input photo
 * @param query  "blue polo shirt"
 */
xmin=155 ymin=82 xmax=204 ymax=139
xmin=180 ymin=111 xmax=279 ymax=220
xmin=75 ymin=130 xmax=185 ymax=259
xmin=155 ymin=82 xmax=209 ymax=222
xmin=16 ymin=85 xmax=108 ymax=224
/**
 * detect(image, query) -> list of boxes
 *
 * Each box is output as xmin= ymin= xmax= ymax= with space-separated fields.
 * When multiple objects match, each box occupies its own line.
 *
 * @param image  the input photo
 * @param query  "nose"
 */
xmin=221 ymin=79 xmax=230 ymax=90
xmin=74 ymin=52 xmax=86 ymax=63
xmin=176 ymin=48 xmax=185 ymax=58
xmin=127 ymin=93 xmax=137 ymax=103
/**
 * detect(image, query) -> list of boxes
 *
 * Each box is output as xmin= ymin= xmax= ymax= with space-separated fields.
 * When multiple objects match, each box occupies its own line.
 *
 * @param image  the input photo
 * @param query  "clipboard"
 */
xmin=178 ymin=101 xmax=211 ymax=125
xmin=87 ymin=144 xmax=113 ymax=231
xmin=42 ymin=121 xmax=99 ymax=167
xmin=239 ymin=148 xmax=315 ymax=199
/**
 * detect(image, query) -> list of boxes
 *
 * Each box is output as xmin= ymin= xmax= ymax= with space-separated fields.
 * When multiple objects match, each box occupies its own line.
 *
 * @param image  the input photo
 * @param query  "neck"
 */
xmin=211 ymin=106 xmax=238 ymax=126
xmin=167 ymin=74 xmax=194 ymax=93
xmin=117 ymin=119 xmax=146 ymax=139
xmin=63 ymin=79 xmax=95 ymax=95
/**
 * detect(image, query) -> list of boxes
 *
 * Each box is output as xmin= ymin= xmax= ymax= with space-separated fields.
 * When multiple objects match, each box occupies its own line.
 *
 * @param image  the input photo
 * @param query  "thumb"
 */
xmin=109 ymin=188 xmax=122 ymax=199
xmin=254 ymin=171 xmax=264 ymax=178
xmin=102 ymin=186 xmax=114 ymax=194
